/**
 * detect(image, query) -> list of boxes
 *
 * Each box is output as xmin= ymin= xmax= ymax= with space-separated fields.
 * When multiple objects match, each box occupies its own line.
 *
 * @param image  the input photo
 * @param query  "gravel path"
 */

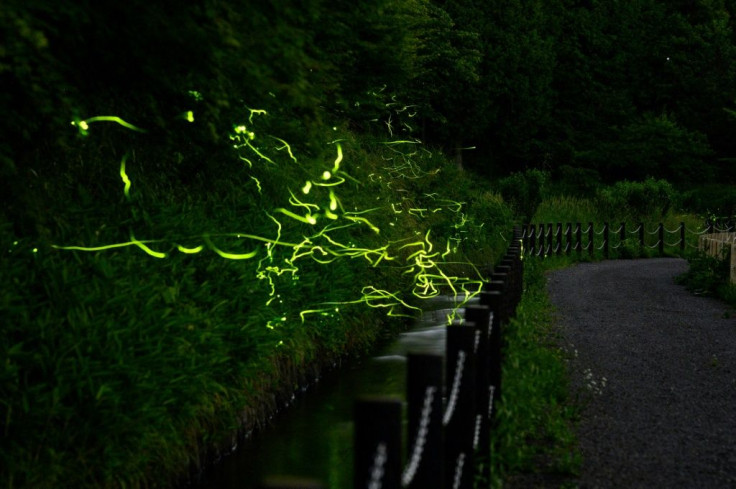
xmin=547 ymin=258 xmax=736 ymax=489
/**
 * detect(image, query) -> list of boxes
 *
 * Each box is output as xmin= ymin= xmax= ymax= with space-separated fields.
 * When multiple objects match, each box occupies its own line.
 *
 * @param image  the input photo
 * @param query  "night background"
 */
xmin=2 ymin=1 xmax=735 ymax=488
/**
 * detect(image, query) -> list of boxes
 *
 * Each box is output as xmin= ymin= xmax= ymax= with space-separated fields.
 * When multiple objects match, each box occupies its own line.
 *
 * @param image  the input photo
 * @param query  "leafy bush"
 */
xmin=595 ymin=178 xmax=679 ymax=222
xmin=677 ymin=248 xmax=734 ymax=306
xmin=495 ymin=169 xmax=549 ymax=220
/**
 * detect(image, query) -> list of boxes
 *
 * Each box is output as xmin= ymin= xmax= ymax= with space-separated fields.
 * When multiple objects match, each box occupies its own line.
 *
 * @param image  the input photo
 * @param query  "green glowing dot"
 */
xmin=80 ymin=121 xmax=89 ymax=130
xmin=322 ymin=171 xmax=331 ymax=180
xmin=13 ymin=241 xmax=18 ymax=246
xmin=32 ymin=248 xmax=38 ymax=253
xmin=235 ymin=125 xmax=247 ymax=134
xmin=333 ymin=126 xmax=337 ymax=131
xmin=302 ymin=181 xmax=312 ymax=195
xmin=185 ymin=111 xmax=194 ymax=122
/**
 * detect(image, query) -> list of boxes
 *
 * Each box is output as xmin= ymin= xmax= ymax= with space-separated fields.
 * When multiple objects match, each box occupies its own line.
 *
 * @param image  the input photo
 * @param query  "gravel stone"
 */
xmin=547 ymin=258 xmax=736 ymax=489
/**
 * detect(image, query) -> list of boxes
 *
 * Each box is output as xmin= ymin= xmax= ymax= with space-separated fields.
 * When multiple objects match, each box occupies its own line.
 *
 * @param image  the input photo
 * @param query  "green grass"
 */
xmin=491 ymin=256 xmax=581 ymax=488
xmin=1 ymin=116 xmax=514 ymax=488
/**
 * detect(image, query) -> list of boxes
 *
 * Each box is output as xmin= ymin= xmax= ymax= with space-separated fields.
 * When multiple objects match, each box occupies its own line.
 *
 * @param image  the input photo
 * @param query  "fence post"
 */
xmin=354 ymin=398 xmax=402 ymax=489
xmin=537 ymin=223 xmax=544 ymax=257
xmin=639 ymin=222 xmax=644 ymax=249
xmin=576 ymin=222 xmax=582 ymax=256
xmin=444 ymin=324 xmax=477 ymax=489
xmin=464 ymin=305 xmax=493 ymax=485
xmin=261 ymin=477 xmax=324 ymax=489
xmin=603 ymin=222 xmax=609 ymax=259
xmin=556 ymin=222 xmax=562 ymax=256
xmin=547 ymin=223 xmax=554 ymax=255
xmin=658 ymin=223 xmax=664 ymax=255
xmin=565 ymin=223 xmax=572 ymax=255
xmin=588 ymin=222 xmax=594 ymax=257
xmin=478 ymin=291 xmax=503 ymax=423
xmin=620 ymin=222 xmax=626 ymax=248
xmin=405 ymin=354 xmax=444 ymax=489
xmin=680 ymin=222 xmax=685 ymax=251
xmin=529 ymin=224 xmax=536 ymax=257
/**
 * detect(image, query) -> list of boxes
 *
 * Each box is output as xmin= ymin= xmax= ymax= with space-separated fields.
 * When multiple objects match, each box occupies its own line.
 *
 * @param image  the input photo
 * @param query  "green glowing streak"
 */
xmin=274 ymin=208 xmax=317 ymax=225
xmin=248 ymin=108 xmax=268 ymax=124
xmin=332 ymin=143 xmax=343 ymax=172
xmin=344 ymin=215 xmax=380 ymax=234
xmin=271 ymin=136 xmax=298 ymax=163
xmin=177 ymin=244 xmax=204 ymax=254
xmin=203 ymin=235 xmax=258 ymax=260
xmin=251 ymin=176 xmax=263 ymax=193
xmin=72 ymin=116 xmax=146 ymax=135
xmin=288 ymin=191 xmax=320 ymax=212
xmin=120 ymin=155 xmax=132 ymax=200
xmin=130 ymin=233 xmax=167 ymax=258
xmin=302 ymin=181 xmax=312 ymax=195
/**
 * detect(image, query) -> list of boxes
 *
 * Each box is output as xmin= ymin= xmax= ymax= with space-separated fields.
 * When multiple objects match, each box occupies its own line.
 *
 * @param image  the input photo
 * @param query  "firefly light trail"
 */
xmin=57 ymin=107 xmax=487 ymax=329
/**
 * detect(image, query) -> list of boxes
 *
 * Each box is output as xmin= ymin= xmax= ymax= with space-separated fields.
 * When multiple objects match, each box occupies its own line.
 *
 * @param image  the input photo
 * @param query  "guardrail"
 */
xmin=260 ymin=227 xmax=525 ymax=489
xmin=520 ymin=222 xmax=735 ymax=259
xmin=699 ymin=232 xmax=736 ymax=284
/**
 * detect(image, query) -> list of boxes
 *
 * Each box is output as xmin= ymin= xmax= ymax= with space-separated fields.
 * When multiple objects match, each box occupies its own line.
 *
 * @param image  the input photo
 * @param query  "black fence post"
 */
xmin=529 ymin=224 xmax=536 ymax=257
xmin=547 ymin=223 xmax=553 ymax=255
xmin=620 ymin=222 xmax=626 ymax=248
xmin=405 ymin=354 xmax=444 ymax=489
xmin=444 ymin=324 xmax=477 ymax=489
xmin=354 ymin=398 xmax=402 ymax=489
xmin=464 ymin=305 xmax=492 ymax=485
xmin=576 ymin=222 xmax=582 ymax=256
xmin=658 ymin=223 xmax=664 ymax=255
xmin=680 ymin=222 xmax=685 ymax=251
xmin=639 ymin=222 xmax=644 ymax=249
xmin=565 ymin=223 xmax=572 ymax=255
xmin=538 ymin=223 xmax=544 ymax=258
xmin=556 ymin=222 xmax=562 ymax=256
xmin=588 ymin=222 xmax=594 ymax=258
xmin=603 ymin=222 xmax=609 ymax=259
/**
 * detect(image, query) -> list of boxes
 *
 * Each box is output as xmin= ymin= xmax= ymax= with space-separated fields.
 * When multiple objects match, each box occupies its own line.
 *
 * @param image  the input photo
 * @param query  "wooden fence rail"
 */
xmin=261 ymin=227 xmax=525 ymax=489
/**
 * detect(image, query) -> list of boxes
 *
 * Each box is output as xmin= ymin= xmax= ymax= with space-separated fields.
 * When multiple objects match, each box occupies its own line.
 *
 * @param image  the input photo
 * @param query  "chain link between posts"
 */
xmin=443 ymin=351 xmax=466 ymax=426
xmin=401 ymin=386 xmax=437 ymax=488
xmin=368 ymin=442 xmax=388 ymax=489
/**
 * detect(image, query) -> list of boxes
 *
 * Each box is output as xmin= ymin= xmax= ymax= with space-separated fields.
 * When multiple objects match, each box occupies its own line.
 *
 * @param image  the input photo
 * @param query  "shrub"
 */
xmin=495 ymin=169 xmax=549 ymax=220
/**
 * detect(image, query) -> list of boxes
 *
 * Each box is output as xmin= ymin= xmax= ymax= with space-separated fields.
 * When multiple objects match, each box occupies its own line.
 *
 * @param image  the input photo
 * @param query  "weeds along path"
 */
xmin=547 ymin=258 xmax=736 ymax=489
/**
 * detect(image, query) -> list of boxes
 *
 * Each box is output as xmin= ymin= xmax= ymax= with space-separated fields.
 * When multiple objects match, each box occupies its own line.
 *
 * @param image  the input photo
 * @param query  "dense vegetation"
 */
xmin=2 ymin=1 xmax=735 ymax=488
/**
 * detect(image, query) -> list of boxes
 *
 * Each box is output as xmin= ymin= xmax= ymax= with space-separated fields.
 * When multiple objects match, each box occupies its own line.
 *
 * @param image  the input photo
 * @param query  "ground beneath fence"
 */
xmin=544 ymin=258 xmax=736 ymax=489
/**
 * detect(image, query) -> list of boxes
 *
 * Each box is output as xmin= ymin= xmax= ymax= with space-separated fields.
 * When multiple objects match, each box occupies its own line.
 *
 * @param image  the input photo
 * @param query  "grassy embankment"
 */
xmin=1 ymin=108 xmax=515 ymax=488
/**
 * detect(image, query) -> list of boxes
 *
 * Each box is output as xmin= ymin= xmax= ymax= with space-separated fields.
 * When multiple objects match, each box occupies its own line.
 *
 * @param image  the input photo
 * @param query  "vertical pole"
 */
xmin=588 ymin=222 xmax=594 ymax=258
xmin=603 ymin=222 xmax=609 ymax=259
xmin=547 ymin=223 xmax=553 ymax=255
xmin=529 ymin=224 xmax=536 ymax=257
xmin=445 ymin=324 xmax=477 ymax=489
xmin=639 ymin=222 xmax=644 ymax=249
xmin=566 ymin=223 xmax=572 ymax=256
xmin=556 ymin=222 xmax=563 ymax=256
xmin=464 ymin=305 xmax=492 ymax=485
xmin=354 ymin=399 xmax=402 ymax=489
xmin=680 ymin=222 xmax=685 ymax=251
xmin=658 ymin=223 xmax=664 ymax=255
xmin=576 ymin=222 xmax=582 ymax=256
xmin=406 ymin=354 xmax=444 ymax=489
xmin=620 ymin=222 xmax=626 ymax=248
xmin=538 ymin=224 xmax=544 ymax=258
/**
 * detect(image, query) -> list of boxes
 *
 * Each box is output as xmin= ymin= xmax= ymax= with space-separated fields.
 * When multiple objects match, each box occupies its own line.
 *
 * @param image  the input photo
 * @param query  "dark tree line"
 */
xmin=2 ymin=0 xmax=735 ymax=222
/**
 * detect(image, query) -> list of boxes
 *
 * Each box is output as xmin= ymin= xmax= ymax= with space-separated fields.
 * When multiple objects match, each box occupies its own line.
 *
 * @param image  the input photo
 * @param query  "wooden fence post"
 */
xmin=444 ymin=324 xmax=477 ymax=489
xmin=547 ymin=223 xmax=554 ymax=255
xmin=537 ymin=223 xmax=544 ymax=257
xmin=639 ymin=222 xmax=644 ymax=249
xmin=680 ymin=222 xmax=685 ymax=251
xmin=588 ymin=222 xmax=594 ymax=257
xmin=603 ymin=222 xmax=609 ymax=259
xmin=658 ymin=223 xmax=664 ymax=255
xmin=565 ymin=223 xmax=572 ymax=255
xmin=405 ymin=354 xmax=444 ymax=489
xmin=464 ymin=305 xmax=493 ymax=485
xmin=620 ymin=222 xmax=626 ymax=248
xmin=354 ymin=398 xmax=402 ymax=489
xmin=576 ymin=222 xmax=582 ymax=256
xmin=556 ymin=222 xmax=562 ymax=255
